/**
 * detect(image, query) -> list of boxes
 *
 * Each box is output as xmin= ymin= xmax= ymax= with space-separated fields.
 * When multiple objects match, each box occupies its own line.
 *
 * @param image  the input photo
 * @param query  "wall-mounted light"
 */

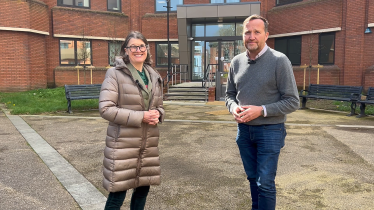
xmin=188 ymin=37 xmax=194 ymax=41
xmin=365 ymin=27 xmax=372 ymax=34
xmin=217 ymin=18 xmax=223 ymax=23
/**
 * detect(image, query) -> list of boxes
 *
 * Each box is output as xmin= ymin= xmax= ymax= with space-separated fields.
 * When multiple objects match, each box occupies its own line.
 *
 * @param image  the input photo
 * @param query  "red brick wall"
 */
xmin=141 ymin=14 xmax=178 ymax=39
xmin=54 ymin=67 xmax=107 ymax=86
xmin=28 ymin=33 xmax=48 ymax=90
xmin=266 ymin=0 xmax=342 ymax=35
xmin=52 ymin=7 xmax=128 ymax=38
xmin=368 ymin=0 xmax=374 ymax=24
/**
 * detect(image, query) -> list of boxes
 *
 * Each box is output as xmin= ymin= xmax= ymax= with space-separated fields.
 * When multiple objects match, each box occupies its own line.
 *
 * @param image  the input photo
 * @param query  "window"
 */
xmin=108 ymin=41 xmax=122 ymax=66
xmin=276 ymin=0 xmax=302 ymax=6
xmin=156 ymin=42 xmax=179 ymax=66
xmin=155 ymin=0 xmax=183 ymax=12
xmin=206 ymin=23 xmax=235 ymax=37
xmin=108 ymin=0 xmax=121 ymax=11
xmin=274 ymin=36 xmax=301 ymax=65
xmin=57 ymin=0 xmax=90 ymax=8
xmin=59 ymin=39 xmax=92 ymax=66
xmin=318 ymin=33 xmax=335 ymax=64
xmin=211 ymin=0 xmax=240 ymax=3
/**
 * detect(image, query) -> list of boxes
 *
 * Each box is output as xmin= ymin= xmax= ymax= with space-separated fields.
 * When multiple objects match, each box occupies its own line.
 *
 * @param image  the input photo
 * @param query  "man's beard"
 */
xmin=245 ymin=42 xmax=258 ymax=52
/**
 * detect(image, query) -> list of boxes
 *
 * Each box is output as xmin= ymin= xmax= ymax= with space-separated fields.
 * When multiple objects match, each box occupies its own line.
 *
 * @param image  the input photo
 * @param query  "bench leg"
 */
xmin=67 ymin=100 xmax=72 ymax=114
xmin=347 ymin=102 xmax=357 ymax=116
xmin=356 ymin=103 xmax=367 ymax=118
xmin=299 ymin=97 xmax=308 ymax=109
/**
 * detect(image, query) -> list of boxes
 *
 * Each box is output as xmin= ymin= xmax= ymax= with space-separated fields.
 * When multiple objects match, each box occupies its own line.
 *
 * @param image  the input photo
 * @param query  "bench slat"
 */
xmin=64 ymin=84 xmax=101 ymax=113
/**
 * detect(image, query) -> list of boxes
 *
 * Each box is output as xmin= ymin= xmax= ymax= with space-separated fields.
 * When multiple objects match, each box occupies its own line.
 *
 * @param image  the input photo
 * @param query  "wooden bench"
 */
xmin=64 ymin=84 xmax=101 ymax=113
xmin=357 ymin=87 xmax=374 ymax=118
xmin=299 ymin=84 xmax=363 ymax=116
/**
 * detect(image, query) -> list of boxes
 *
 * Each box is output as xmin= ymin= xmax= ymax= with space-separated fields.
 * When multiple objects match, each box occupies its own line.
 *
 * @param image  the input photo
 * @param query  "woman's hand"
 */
xmin=142 ymin=110 xmax=160 ymax=125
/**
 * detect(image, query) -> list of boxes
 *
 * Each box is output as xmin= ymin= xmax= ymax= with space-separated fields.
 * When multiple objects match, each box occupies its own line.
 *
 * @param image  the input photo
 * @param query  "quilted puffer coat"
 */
xmin=99 ymin=57 xmax=164 ymax=192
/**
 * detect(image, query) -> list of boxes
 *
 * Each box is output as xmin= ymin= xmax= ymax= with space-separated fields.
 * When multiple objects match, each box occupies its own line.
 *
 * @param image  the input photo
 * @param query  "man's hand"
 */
xmin=233 ymin=105 xmax=263 ymax=123
xmin=143 ymin=110 xmax=160 ymax=125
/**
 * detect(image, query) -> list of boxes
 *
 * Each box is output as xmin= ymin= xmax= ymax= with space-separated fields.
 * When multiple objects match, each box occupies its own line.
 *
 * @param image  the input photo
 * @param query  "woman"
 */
xmin=99 ymin=31 xmax=164 ymax=210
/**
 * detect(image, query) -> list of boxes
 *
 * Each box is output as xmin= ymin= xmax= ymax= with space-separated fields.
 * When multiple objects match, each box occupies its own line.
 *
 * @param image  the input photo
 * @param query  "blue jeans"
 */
xmin=236 ymin=123 xmax=286 ymax=210
xmin=104 ymin=186 xmax=150 ymax=210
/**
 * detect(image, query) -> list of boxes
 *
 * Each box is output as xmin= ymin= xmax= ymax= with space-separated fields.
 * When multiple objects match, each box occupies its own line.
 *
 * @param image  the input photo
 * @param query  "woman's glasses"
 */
xmin=126 ymin=45 xmax=147 ymax=52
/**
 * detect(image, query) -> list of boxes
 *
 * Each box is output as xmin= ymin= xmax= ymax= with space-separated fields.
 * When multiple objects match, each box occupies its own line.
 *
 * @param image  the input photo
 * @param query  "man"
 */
xmin=225 ymin=15 xmax=299 ymax=210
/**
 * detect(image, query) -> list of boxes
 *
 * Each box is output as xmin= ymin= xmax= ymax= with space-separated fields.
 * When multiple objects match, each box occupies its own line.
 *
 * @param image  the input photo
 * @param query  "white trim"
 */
xmin=269 ymin=27 xmax=341 ymax=38
xmin=147 ymin=39 xmax=179 ymax=42
xmin=368 ymin=23 xmax=374 ymax=27
xmin=54 ymin=34 xmax=126 ymax=41
xmin=0 ymin=26 xmax=49 ymax=35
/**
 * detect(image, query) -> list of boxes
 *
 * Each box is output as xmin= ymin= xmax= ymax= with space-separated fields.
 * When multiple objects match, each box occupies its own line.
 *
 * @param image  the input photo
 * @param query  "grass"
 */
xmin=1 ymin=88 xmax=374 ymax=116
xmin=0 ymin=87 xmax=99 ymax=115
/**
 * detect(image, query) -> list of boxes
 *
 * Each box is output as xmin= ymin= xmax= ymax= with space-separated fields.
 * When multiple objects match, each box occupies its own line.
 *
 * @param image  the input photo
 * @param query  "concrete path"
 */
xmin=1 ymin=101 xmax=374 ymax=209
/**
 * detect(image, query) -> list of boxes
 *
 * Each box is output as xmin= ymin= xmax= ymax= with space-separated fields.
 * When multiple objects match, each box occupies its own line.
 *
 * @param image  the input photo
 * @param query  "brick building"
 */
xmin=1 ymin=0 xmax=373 ymax=94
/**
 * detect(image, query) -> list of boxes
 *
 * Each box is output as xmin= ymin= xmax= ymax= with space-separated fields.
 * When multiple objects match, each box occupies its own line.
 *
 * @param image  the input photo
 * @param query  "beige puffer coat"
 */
xmin=99 ymin=58 xmax=164 ymax=192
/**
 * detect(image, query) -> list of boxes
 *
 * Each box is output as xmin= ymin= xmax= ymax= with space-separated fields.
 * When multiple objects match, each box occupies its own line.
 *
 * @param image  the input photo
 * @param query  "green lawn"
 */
xmin=0 ymin=87 xmax=99 ymax=115
xmin=0 ymin=87 xmax=373 ymax=116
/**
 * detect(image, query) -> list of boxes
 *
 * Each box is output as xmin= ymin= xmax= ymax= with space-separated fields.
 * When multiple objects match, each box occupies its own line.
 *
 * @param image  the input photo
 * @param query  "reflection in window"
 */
xmin=108 ymin=0 xmax=121 ymax=11
xmin=108 ymin=41 xmax=122 ymax=66
xmin=192 ymin=24 xmax=204 ymax=37
xmin=274 ymin=36 xmax=301 ymax=65
xmin=57 ymin=0 xmax=89 ymax=8
xmin=236 ymin=23 xmax=243 ymax=36
xmin=59 ymin=39 xmax=92 ymax=65
xmin=319 ymin=33 xmax=335 ymax=64
xmin=156 ymin=42 xmax=179 ymax=66
xmin=234 ymin=40 xmax=246 ymax=56
xmin=276 ymin=0 xmax=302 ymax=6
xmin=193 ymin=41 xmax=204 ymax=80
xmin=206 ymin=23 xmax=235 ymax=37
xmin=155 ymin=0 xmax=183 ymax=12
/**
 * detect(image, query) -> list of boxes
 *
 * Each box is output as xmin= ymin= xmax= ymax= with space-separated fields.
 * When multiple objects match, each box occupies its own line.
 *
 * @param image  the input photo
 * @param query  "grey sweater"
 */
xmin=225 ymin=48 xmax=300 ymax=125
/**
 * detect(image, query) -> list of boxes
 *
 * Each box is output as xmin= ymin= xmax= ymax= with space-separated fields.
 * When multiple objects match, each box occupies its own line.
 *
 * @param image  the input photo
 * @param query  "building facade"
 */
xmin=1 ymin=0 xmax=374 ymax=93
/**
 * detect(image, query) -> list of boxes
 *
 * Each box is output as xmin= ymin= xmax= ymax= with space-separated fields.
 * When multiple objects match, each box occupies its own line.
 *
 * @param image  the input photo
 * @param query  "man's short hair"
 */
xmin=243 ymin=14 xmax=269 ymax=33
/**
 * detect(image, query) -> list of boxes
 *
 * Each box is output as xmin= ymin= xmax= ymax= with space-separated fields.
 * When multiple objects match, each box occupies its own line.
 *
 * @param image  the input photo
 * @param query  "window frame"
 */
xmin=274 ymin=35 xmax=302 ymax=66
xmin=155 ymin=42 xmax=180 ymax=67
xmin=107 ymin=0 xmax=121 ymax=12
xmin=275 ymin=0 xmax=302 ymax=6
xmin=57 ymin=0 xmax=91 ymax=9
xmin=155 ymin=0 xmax=183 ymax=13
xmin=210 ymin=0 xmax=241 ymax=3
xmin=318 ymin=32 xmax=335 ymax=65
xmin=59 ymin=39 xmax=93 ymax=66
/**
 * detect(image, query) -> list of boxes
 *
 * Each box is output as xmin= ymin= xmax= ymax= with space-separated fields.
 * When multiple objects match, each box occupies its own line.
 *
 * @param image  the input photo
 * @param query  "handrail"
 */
xmin=202 ymin=64 xmax=219 ymax=88
xmin=162 ymin=64 xmax=189 ymax=95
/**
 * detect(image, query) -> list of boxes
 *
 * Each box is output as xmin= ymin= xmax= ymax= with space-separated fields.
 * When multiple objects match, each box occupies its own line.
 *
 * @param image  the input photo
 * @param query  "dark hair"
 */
xmin=120 ymin=31 xmax=153 ymax=65
xmin=243 ymin=14 xmax=269 ymax=33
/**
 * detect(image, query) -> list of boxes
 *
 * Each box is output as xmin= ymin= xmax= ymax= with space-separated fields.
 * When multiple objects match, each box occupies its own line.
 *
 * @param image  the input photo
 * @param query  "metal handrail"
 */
xmin=202 ymin=64 xmax=219 ymax=88
xmin=162 ymin=64 xmax=189 ymax=95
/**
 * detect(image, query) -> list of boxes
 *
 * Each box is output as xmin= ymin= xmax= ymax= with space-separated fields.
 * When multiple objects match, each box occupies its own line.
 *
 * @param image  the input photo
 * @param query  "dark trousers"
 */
xmin=104 ymin=186 xmax=150 ymax=210
xmin=236 ymin=123 xmax=286 ymax=210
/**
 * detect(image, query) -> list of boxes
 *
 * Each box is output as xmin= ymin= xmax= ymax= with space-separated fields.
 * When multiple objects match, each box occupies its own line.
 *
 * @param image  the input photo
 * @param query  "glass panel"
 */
xmin=109 ymin=42 xmax=122 ymax=65
xmin=59 ymin=0 xmax=73 ymax=5
xmin=234 ymin=40 xmax=246 ymax=56
xmin=75 ymin=0 xmax=89 ymax=7
xmin=319 ymin=33 xmax=335 ymax=64
xmin=192 ymin=41 xmax=204 ymax=80
xmin=156 ymin=43 xmax=179 ymax=66
xmin=288 ymin=36 xmax=301 ymax=65
xmin=226 ymin=0 xmax=240 ymax=2
xmin=276 ymin=0 xmax=302 ymax=6
xmin=206 ymin=23 xmax=235 ymax=37
xmin=77 ymin=41 xmax=91 ymax=65
xmin=274 ymin=38 xmax=287 ymax=57
xmin=211 ymin=0 xmax=224 ymax=3
xmin=60 ymin=40 xmax=75 ymax=65
xmin=205 ymin=41 xmax=218 ymax=82
xmin=236 ymin=23 xmax=243 ymax=36
xmin=192 ymin=24 xmax=204 ymax=37
xmin=156 ymin=0 xmax=182 ymax=12
xmin=108 ymin=0 xmax=120 ymax=10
